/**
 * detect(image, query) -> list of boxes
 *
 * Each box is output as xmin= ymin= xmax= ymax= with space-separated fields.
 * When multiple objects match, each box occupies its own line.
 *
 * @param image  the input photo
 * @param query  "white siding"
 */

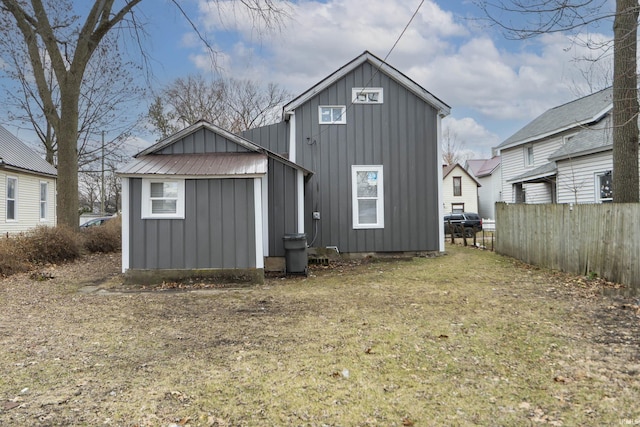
xmin=443 ymin=165 xmax=479 ymax=213
xmin=1 ymin=170 xmax=56 ymax=234
xmin=501 ymin=134 xmax=567 ymax=204
xmin=476 ymin=164 xmax=502 ymax=220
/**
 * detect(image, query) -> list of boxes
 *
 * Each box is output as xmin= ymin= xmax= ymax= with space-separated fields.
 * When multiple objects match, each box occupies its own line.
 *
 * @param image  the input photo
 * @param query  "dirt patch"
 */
xmin=1 ymin=246 xmax=639 ymax=426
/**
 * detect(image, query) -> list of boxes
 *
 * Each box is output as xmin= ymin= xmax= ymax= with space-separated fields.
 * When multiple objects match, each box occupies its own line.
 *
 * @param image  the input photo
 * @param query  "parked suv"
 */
xmin=444 ymin=212 xmax=483 ymax=237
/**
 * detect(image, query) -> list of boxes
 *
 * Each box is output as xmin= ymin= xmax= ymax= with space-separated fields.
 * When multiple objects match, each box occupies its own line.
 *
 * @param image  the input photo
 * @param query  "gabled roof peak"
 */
xmin=283 ymin=50 xmax=450 ymax=117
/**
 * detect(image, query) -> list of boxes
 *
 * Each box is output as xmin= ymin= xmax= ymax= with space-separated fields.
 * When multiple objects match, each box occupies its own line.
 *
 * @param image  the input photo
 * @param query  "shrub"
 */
xmin=0 ymin=235 xmax=30 ymax=276
xmin=21 ymin=225 xmax=81 ymax=264
xmin=82 ymin=216 xmax=121 ymax=253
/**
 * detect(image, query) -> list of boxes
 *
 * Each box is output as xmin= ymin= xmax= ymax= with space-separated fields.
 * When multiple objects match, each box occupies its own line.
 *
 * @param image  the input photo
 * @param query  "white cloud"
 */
xmin=185 ymin=0 xmax=614 ymax=154
xmin=443 ymin=116 xmax=501 ymax=158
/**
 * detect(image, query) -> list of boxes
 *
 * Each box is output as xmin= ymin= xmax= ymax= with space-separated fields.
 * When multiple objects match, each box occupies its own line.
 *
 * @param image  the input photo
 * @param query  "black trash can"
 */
xmin=282 ymin=233 xmax=308 ymax=275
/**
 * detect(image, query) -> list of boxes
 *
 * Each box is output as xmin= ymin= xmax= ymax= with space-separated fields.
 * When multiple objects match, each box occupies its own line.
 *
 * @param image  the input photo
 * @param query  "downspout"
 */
xmin=121 ymin=177 xmax=130 ymax=272
xmin=437 ymin=113 xmax=445 ymax=252
xmin=287 ymin=111 xmax=305 ymax=234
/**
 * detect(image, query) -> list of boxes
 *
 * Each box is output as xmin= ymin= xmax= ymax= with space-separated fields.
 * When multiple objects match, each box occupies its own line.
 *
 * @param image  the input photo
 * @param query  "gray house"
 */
xmin=244 ymin=50 xmax=450 ymax=254
xmin=120 ymin=51 xmax=449 ymax=283
xmin=118 ymin=121 xmax=311 ymax=284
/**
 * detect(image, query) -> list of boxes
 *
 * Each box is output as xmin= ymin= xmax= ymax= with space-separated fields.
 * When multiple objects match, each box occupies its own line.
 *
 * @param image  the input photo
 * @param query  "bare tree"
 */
xmin=3 ymin=35 xmax=144 ymax=169
xmin=0 ymin=0 xmax=289 ymax=228
xmin=475 ymin=0 xmax=639 ymax=202
xmin=148 ymin=75 xmax=291 ymax=139
xmin=442 ymin=126 xmax=471 ymax=166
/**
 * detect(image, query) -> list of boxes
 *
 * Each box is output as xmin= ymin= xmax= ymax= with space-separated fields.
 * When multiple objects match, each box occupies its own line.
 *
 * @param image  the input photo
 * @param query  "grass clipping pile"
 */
xmin=0 ymin=246 xmax=639 ymax=426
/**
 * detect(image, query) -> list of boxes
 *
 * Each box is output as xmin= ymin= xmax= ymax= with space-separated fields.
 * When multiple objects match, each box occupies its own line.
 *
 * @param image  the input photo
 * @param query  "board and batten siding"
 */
xmin=157 ymin=127 xmax=251 ymax=154
xmin=1 ymin=171 xmax=56 ymax=234
xmin=128 ymin=178 xmax=256 ymax=269
xmin=293 ymin=61 xmax=441 ymax=253
xmin=242 ymin=122 xmax=289 ymax=156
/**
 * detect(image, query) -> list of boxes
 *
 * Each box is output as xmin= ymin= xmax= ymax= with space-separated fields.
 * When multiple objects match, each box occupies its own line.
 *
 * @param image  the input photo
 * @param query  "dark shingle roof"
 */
xmin=497 ymin=87 xmax=613 ymax=150
xmin=0 ymin=125 xmax=57 ymax=177
xmin=548 ymin=117 xmax=613 ymax=161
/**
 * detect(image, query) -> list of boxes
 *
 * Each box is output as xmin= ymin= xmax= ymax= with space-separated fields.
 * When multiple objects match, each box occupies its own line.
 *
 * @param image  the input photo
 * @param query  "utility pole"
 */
xmin=101 ymin=131 xmax=105 ymax=215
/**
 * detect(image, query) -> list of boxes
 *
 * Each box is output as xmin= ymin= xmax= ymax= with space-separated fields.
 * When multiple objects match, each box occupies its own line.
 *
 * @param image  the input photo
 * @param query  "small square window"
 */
xmin=319 ymin=106 xmax=346 ymax=124
xmin=352 ymin=87 xmax=383 ymax=104
xmin=141 ymin=179 xmax=185 ymax=219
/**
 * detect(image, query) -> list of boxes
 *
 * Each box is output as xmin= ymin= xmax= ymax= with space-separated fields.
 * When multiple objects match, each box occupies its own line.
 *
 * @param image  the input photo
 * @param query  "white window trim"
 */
xmin=524 ymin=145 xmax=534 ymax=167
xmin=319 ymin=105 xmax=346 ymax=124
xmin=39 ymin=181 xmax=48 ymax=221
xmin=352 ymin=165 xmax=384 ymax=229
xmin=141 ymin=178 xmax=185 ymax=219
xmin=595 ymin=171 xmax=613 ymax=203
xmin=352 ymin=87 xmax=384 ymax=104
xmin=6 ymin=176 xmax=17 ymax=222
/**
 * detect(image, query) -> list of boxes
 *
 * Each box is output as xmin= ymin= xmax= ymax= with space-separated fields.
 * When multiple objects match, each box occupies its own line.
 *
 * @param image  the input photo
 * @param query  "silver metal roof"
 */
xmin=0 ymin=125 xmax=57 ymax=177
xmin=118 ymin=152 xmax=268 ymax=177
xmin=497 ymin=87 xmax=613 ymax=150
xmin=134 ymin=120 xmax=312 ymax=177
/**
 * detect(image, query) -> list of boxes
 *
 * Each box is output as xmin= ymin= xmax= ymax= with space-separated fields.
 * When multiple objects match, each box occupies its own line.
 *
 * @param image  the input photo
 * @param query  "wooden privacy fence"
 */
xmin=495 ymin=202 xmax=640 ymax=292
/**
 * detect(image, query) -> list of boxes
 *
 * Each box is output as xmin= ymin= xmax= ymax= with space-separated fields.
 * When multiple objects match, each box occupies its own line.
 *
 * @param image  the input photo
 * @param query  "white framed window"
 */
xmin=524 ymin=145 xmax=534 ymax=166
xmin=451 ymin=203 xmax=464 ymax=213
xmin=352 ymin=87 xmax=383 ymax=104
xmin=453 ymin=176 xmax=462 ymax=196
xmin=39 ymin=181 xmax=48 ymax=221
xmin=319 ymin=106 xmax=346 ymax=124
xmin=352 ymin=165 xmax=384 ymax=229
xmin=595 ymin=171 xmax=613 ymax=203
xmin=141 ymin=179 xmax=185 ymax=219
xmin=6 ymin=176 xmax=17 ymax=221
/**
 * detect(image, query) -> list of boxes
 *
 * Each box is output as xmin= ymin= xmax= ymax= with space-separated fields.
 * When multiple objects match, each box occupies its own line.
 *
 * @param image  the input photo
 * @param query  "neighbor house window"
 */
xmin=525 ymin=145 xmax=534 ymax=166
xmin=141 ymin=179 xmax=185 ymax=219
xmin=451 ymin=203 xmax=464 ymax=213
xmin=352 ymin=87 xmax=383 ymax=104
xmin=453 ymin=176 xmax=462 ymax=196
xmin=352 ymin=165 xmax=384 ymax=229
xmin=6 ymin=176 xmax=17 ymax=221
xmin=596 ymin=171 xmax=613 ymax=203
xmin=319 ymin=106 xmax=346 ymax=124
xmin=40 ymin=182 xmax=48 ymax=221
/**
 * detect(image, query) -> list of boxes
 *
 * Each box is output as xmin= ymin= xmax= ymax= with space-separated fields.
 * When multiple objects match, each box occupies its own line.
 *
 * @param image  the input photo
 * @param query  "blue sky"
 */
xmin=2 ymin=0 xmax=617 ymax=160
xmin=132 ymin=0 xmax=616 ymax=159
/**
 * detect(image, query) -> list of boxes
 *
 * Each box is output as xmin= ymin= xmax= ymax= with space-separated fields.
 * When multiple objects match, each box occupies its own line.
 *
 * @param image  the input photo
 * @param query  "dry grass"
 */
xmin=0 ymin=245 xmax=639 ymax=426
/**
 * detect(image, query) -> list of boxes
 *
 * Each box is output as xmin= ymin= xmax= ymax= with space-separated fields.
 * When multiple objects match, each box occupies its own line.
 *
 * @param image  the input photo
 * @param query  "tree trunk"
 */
xmin=612 ymin=0 xmax=639 ymax=203
xmin=57 ymin=85 xmax=81 ymax=228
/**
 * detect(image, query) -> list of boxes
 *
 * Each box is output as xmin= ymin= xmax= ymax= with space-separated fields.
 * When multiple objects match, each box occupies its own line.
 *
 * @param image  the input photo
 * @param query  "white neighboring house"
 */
xmin=465 ymin=156 xmax=501 ymax=220
xmin=495 ymin=87 xmax=614 ymax=204
xmin=0 ymin=125 xmax=57 ymax=234
xmin=442 ymin=163 xmax=480 ymax=213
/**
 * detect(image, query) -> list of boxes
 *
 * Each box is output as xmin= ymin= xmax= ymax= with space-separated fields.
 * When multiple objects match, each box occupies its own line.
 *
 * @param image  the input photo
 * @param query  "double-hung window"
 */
xmin=141 ymin=179 xmax=185 ymax=219
xmin=352 ymin=165 xmax=384 ymax=229
xmin=319 ymin=106 xmax=346 ymax=124
xmin=6 ymin=177 xmax=17 ymax=221
xmin=453 ymin=176 xmax=462 ymax=196
xmin=525 ymin=145 xmax=534 ymax=166
xmin=40 ymin=182 xmax=48 ymax=221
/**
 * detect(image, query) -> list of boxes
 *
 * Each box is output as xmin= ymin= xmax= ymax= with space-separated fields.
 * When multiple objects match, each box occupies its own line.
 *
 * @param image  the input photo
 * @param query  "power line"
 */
xmin=308 ymin=0 xmax=426 ymax=141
